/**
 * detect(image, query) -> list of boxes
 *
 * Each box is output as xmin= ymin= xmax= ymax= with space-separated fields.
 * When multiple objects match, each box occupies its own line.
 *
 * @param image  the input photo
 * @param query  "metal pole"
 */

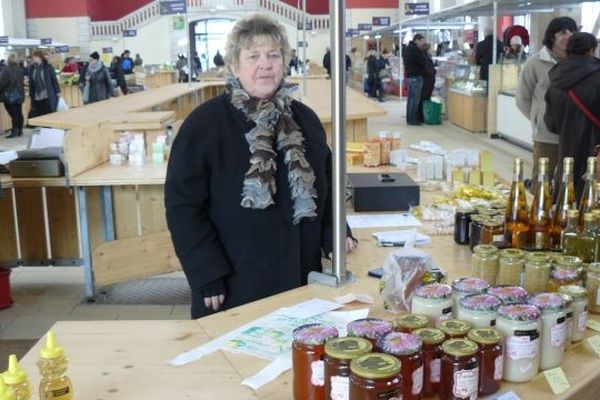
xmin=492 ymin=1 xmax=498 ymax=65
xmin=302 ymin=0 xmax=307 ymax=96
xmin=186 ymin=11 xmax=192 ymax=85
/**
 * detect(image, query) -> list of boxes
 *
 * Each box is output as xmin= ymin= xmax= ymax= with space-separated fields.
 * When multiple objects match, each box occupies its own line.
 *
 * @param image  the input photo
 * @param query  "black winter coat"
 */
xmin=27 ymin=61 xmax=60 ymax=112
xmin=545 ymin=55 xmax=600 ymax=202
xmin=86 ymin=65 xmax=112 ymax=103
xmin=403 ymin=41 xmax=426 ymax=78
xmin=0 ymin=64 xmax=25 ymax=104
xmin=165 ymin=94 xmax=334 ymax=316
xmin=475 ymin=35 xmax=504 ymax=81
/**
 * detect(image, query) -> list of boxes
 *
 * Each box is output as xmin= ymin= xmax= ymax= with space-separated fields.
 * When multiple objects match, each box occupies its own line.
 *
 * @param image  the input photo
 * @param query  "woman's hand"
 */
xmin=204 ymin=294 xmax=225 ymax=311
xmin=200 ymin=279 xmax=226 ymax=312
xmin=328 ymin=237 xmax=359 ymax=258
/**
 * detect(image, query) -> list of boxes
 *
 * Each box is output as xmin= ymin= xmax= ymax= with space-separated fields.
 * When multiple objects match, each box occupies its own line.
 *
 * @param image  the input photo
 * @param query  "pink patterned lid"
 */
xmin=487 ymin=285 xmax=529 ymax=304
xmin=459 ymin=293 xmax=502 ymax=311
xmin=347 ymin=318 xmax=393 ymax=340
xmin=293 ymin=323 xmax=339 ymax=345
xmin=452 ymin=277 xmax=490 ymax=294
xmin=415 ymin=284 xmax=453 ymax=300
xmin=498 ymin=304 xmax=541 ymax=321
xmin=551 ymin=268 xmax=579 ymax=281
xmin=377 ymin=332 xmax=423 ymax=355
xmin=527 ymin=292 xmax=566 ymax=311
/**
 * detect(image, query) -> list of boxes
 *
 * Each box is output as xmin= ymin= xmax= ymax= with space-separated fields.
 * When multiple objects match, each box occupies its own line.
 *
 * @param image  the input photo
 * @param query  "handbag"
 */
xmin=3 ymin=88 xmax=23 ymax=105
xmin=568 ymin=89 xmax=600 ymax=180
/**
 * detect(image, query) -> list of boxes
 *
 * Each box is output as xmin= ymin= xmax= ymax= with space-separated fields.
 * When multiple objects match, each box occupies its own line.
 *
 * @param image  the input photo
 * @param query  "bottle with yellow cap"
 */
xmin=0 ymin=374 xmax=17 ymax=400
xmin=37 ymin=331 xmax=73 ymax=400
xmin=2 ymin=355 xmax=32 ymax=400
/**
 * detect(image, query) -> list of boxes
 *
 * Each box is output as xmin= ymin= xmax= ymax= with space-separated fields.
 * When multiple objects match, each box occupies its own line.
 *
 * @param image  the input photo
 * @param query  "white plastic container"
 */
xmin=411 ymin=284 xmax=453 ymax=328
xmin=527 ymin=293 xmax=566 ymax=371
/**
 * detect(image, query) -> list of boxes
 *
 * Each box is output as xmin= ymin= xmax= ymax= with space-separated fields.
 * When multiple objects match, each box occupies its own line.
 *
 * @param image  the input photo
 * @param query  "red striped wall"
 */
xmin=25 ymin=0 xmax=153 ymax=21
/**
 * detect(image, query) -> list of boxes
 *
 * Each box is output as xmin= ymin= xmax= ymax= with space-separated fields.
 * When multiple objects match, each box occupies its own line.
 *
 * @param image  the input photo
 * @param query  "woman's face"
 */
xmin=32 ymin=56 xmax=41 ymax=64
xmin=233 ymin=41 xmax=284 ymax=99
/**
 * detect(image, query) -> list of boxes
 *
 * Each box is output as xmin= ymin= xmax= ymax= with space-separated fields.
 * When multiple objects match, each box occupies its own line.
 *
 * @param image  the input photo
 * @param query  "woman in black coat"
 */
xmin=545 ymin=32 xmax=600 ymax=201
xmin=417 ymin=43 xmax=436 ymax=123
xmin=0 ymin=55 xmax=25 ymax=138
xmin=83 ymin=52 xmax=112 ymax=104
xmin=28 ymin=50 xmax=61 ymax=117
xmin=165 ymin=15 xmax=356 ymax=319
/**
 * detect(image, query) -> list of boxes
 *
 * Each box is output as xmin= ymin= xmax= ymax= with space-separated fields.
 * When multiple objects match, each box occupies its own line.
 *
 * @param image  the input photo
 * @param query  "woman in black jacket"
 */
xmin=165 ymin=15 xmax=356 ymax=319
xmin=83 ymin=52 xmax=112 ymax=104
xmin=28 ymin=50 xmax=61 ymax=117
xmin=0 ymin=55 xmax=25 ymax=138
xmin=545 ymin=32 xmax=600 ymax=201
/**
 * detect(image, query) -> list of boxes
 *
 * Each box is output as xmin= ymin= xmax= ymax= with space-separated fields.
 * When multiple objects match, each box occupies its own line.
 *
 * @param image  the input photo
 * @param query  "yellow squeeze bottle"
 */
xmin=2 ymin=355 xmax=32 ymax=400
xmin=0 ymin=374 xmax=17 ymax=400
xmin=37 ymin=331 xmax=73 ymax=400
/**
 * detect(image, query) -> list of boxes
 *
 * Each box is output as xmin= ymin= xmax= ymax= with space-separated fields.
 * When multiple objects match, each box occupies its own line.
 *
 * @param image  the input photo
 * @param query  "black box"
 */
xmin=348 ymin=173 xmax=420 ymax=212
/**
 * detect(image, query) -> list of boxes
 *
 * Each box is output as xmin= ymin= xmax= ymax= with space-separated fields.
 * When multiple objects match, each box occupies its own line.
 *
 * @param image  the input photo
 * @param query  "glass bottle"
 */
xmin=562 ymin=209 xmax=580 ymax=252
xmin=349 ymin=353 xmax=402 ymax=400
xmin=439 ymin=339 xmax=479 ymax=400
xmin=324 ymin=337 xmax=373 ymax=400
xmin=579 ymin=157 xmax=597 ymax=228
xmin=2 ymin=355 xmax=32 ymax=400
xmin=376 ymin=332 xmax=424 ymax=400
xmin=37 ymin=331 xmax=73 ymax=400
xmin=527 ymin=293 xmax=567 ymax=371
xmin=395 ymin=314 xmax=429 ymax=333
xmin=558 ymin=285 xmax=589 ymax=342
xmin=292 ymin=324 xmax=339 ymax=400
xmin=528 ymin=157 xmax=552 ymax=250
xmin=497 ymin=248 xmax=525 ymax=286
xmin=411 ymin=284 xmax=454 ymax=327
xmin=471 ymin=245 xmax=499 ymax=285
xmin=347 ymin=319 xmax=393 ymax=348
xmin=467 ymin=328 xmax=503 ymax=397
xmin=454 ymin=207 xmax=474 ymax=245
xmin=551 ymin=157 xmax=576 ymax=249
xmin=505 ymin=158 xmax=529 ymax=249
xmin=413 ymin=328 xmax=445 ymax=397
xmin=574 ymin=213 xmax=597 ymax=263
xmin=593 ymin=182 xmax=600 ymax=210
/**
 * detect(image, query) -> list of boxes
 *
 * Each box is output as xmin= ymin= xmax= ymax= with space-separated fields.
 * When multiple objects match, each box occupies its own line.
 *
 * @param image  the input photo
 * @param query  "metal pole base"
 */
xmin=307 ymin=270 xmax=355 ymax=288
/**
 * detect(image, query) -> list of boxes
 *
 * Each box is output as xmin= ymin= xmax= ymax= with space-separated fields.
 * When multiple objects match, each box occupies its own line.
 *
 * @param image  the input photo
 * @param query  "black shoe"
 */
xmin=407 ymin=122 xmax=423 ymax=126
xmin=17 ymin=129 xmax=23 ymax=137
xmin=6 ymin=129 xmax=18 ymax=138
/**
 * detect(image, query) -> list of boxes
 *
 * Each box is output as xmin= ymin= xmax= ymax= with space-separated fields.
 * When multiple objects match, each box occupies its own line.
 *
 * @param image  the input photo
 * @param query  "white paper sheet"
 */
xmin=0 ymin=151 xmax=18 ymax=165
xmin=372 ymin=229 xmax=432 ymax=247
xmin=29 ymin=128 xmax=65 ymax=149
xmin=347 ymin=213 xmax=422 ymax=229
xmin=278 ymin=298 xmax=342 ymax=319
xmin=335 ymin=293 xmax=374 ymax=305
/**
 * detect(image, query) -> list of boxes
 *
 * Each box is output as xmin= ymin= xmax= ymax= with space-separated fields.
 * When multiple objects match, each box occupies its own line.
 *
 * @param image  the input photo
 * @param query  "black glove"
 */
xmin=199 ymin=278 xmax=226 ymax=298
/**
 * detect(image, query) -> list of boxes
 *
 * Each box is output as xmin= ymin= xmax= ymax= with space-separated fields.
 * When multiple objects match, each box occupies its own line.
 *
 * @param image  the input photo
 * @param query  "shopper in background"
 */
xmin=545 ymin=32 xmax=600 ymax=202
xmin=0 ymin=55 xmax=25 ymax=138
xmin=345 ymin=53 xmax=352 ymax=85
xmin=288 ymin=48 xmax=300 ymax=75
xmin=403 ymin=33 xmax=427 ymax=125
xmin=516 ymin=16 xmax=578 ymax=189
xmin=28 ymin=50 xmax=61 ymax=117
xmin=120 ymin=50 xmax=134 ymax=74
xmin=213 ymin=50 xmax=225 ymax=67
xmin=134 ymin=53 xmax=143 ymax=67
xmin=375 ymin=49 xmax=391 ymax=102
xmin=417 ymin=42 xmax=436 ymax=124
xmin=61 ymin=57 xmax=78 ymax=73
xmin=475 ymin=28 xmax=504 ymax=81
xmin=322 ymin=46 xmax=331 ymax=77
xmin=175 ymin=54 xmax=189 ymax=82
xmin=505 ymin=36 xmax=527 ymax=62
xmin=192 ymin=51 xmax=202 ymax=78
xmin=82 ymin=52 xmax=112 ymax=104
xmin=165 ymin=14 xmax=356 ymax=319
xmin=110 ymin=56 xmax=128 ymax=95
xmin=366 ymin=48 xmax=378 ymax=97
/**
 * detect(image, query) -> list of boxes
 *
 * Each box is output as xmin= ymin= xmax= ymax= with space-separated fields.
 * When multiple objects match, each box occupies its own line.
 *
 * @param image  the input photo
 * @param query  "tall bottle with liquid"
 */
xmin=505 ymin=158 xmax=529 ymax=248
xmin=551 ymin=157 xmax=577 ymax=249
xmin=562 ymin=210 xmax=580 ymax=251
xmin=579 ymin=157 xmax=597 ymax=227
xmin=2 ymin=355 xmax=32 ymax=400
xmin=529 ymin=157 xmax=552 ymax=250
xmin=37 ymin=331 xmax=73 ymax=400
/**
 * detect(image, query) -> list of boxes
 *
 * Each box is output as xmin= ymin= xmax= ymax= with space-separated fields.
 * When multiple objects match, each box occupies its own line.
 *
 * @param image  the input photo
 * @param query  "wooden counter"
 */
xmin=447 ymin=89 xmax=487 ymax=133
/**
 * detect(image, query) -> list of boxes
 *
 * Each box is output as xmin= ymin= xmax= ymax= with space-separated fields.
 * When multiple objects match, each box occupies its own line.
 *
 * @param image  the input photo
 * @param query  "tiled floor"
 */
xmin=0 ymin=95 xmax=533 ymax=345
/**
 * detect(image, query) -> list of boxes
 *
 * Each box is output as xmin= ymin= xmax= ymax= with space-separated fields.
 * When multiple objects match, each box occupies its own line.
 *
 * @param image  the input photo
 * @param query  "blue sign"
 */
xmin=102 ymin=47 xmax=113 ymax=54
xmin=357 ymin=23 xmax=372 ymax=31
xmin=297 ymin=41 xmax=308 ymax=48
xmin=372 ymin=17 xmax=391 ymax=27
xmin=405 ymin=2 xmax=430 ymax=15
xmin=123 ymin=29 xmax=137 ymax=37
xmin=297 ymin=20 xmax=313 ymax=31
xmin=159 ymin=0 xmax=187 ymax=15
xmin=41 ymin=38 xmax=52 ymax=45
xmin=345 ymin=29 xmax=360 ymax=37
xmin=55 ymin=45 xmax=69 ymax=53
xmin=0 ymin=36 xmax=8 ymax=44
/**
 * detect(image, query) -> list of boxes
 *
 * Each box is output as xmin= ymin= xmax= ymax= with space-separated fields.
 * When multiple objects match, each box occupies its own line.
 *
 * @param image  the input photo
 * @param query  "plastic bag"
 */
xmin=57 ymin=97 xmax=69 ymax=111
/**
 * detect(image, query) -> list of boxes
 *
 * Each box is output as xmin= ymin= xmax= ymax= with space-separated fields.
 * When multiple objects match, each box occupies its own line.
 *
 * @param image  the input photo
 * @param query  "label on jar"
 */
xmin=551 ymin=321 xmax=566 ymax=347
xmin=377 ymin=388 xmax=401 ymax=399
xmin=533 ymin=232 xmax=548 ymax=249
xmin=453 ymin=368 xmax=479 ymax=399
xmin=430 ymin=358 xmax=441 ymax=383
xmin=578 ymin=311 xmax=588 ymax=332
xmin=310 ymin=360 xmax=325 ymax=386
xmin=493 ymin=234 xmax=504 ymax=243
xmin=330 ymin=376 xmax=349 ymax=400
xmin=507 ymin=330 xmax=539 ymax=360
xmin=494 ymin=355 xmax=503 ymax=380
xmin=412 ymin=365 xmax=424 ymax=395
xmin=437 ymin=308 xmax=453 ymax=325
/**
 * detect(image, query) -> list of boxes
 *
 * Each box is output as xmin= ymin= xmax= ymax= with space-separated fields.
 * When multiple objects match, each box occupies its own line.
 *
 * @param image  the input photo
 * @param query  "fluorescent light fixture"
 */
xmin=363 ymin=35 xmax=370 ymax=40
xmin=375 ymin=34 xmax=382 ymax=39
xmin=215 ymin=4 xmax=226 ymax=10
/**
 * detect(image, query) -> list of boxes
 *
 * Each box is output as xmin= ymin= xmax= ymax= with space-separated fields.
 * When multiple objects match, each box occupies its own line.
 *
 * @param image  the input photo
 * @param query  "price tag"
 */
xmin=587 ymin=335 xmax=600 ymax=357
xmin=495 ymin=391 xmax=522 ymax=400
xmin=586 ymin=319 xmax=600 ymax=333
xmin=543 ymin=367 xmax=570 ymax=395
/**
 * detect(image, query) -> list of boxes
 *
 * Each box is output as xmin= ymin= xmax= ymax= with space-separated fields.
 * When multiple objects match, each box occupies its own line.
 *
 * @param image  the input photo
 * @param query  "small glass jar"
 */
xmin=451 ymin=277 xmax=490 ymax=316
xmin=324 ymin=337 xmax=373 ymax=400
xmin=497 ymin=248 xmax=525 ymax=286
xmin=439 ymin=319 xmax=472 ymax=339
xmin=487 ymin=285 xmax=528 ymax=305
xmin=292 ymin=324 xmax=339 ymax=400
xmin=522 ymin=252 xmax=551 ymax=294
xmin=411 ymin=284 xmax=454 ymax=327
xmin=586 ymin=262 xmax=600 ymax=314
xmin=527 ymin=293 xmax=567 ymax=371
xmin=548 ymin=256 xmax=583 ymax=291
xmin=376 ymin=332 xmax=424 ymax=400
xmin=496 ymin=304 xmax=541 ymax=382
xmin=558 ymin=285 xmax=589 ymax=343
xmin=347 ymin=318 xmax=393 ymax=348
xmin=439 ymin=339 xmax=479 ymax=400
xmin=413 ymin=328 xmax=445 ymax=397
xmin=457 ymin=293 xmax=502 ymax=329
xmin=469 ymin=215 xmax=487 ymax=251
xmin=455 ymin=207 xmax=474 ymax=245
xmin=481 ymin=219 xmax=505 ymax=246
xmin=349 ymin=353 xmax=402 ymax=400
xmin=395 ymin=314 xmax=429 ymax=333
xmin=467 ymin=328 xmax=503 ymax=397
xmin=471 ymin=244 xmax=499 ymax=285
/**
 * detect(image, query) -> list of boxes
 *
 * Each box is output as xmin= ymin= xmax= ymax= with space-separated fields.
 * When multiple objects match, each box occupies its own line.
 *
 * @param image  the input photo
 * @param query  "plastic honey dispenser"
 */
xmin=0 ymin=375 xmax=17 ymax=400
xmin=38 ymin=331 xmax=73 ymax=400
xmin=2 ymin=355 xmax=32 ymax=400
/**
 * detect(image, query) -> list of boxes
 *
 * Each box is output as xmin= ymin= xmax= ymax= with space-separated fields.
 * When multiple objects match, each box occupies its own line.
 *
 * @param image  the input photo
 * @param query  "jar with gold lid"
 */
xmin=413 ymin=328 xmax=445 ymax=397
xmin=439 ymin=319 xmax=472 ymax=339
xmin=481 ymin=219 xmax=505 ymax=246
xmin=469 ymin=215 xmax=487 ymax=251
xmin=439 ymin=339 xmax=479 ymax=400
xmin=349 ymin=353 xmax=402 ymax=400
xmin=324 ymin=337 xmax=373 ymax=400
xmin=467 ymin=328 xmax=503 ymax=396
xmin=395 ymin=314 xmax=429 ymax=333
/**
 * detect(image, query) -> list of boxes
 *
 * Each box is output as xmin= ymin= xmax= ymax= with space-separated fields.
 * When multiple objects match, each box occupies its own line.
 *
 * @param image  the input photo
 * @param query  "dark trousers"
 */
xmin=4 ymin=102 xmax=24 ymax=130
xmin=417 ymin=76 xmax=436 ymax=123
xmin=405 ymin=77 xmax=423 ymax=125
xmin=33 ymin=99 xmax=52 ymax=117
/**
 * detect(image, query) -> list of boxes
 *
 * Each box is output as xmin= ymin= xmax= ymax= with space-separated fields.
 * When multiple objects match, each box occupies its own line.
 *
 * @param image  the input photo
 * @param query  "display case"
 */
xmin=446 ymin=64 xmax=487 ymax=132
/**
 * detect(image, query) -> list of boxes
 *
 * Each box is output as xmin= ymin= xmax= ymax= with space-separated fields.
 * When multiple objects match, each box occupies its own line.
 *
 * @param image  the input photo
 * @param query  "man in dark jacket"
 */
xmin=121 ymin=50 xmax=134 ymax=74
xmin=476 ymin=29 xmax=504 ymax=81
xmin=110 ymin=56 xmax=128 ymax=95
xmin=403 ymin=34 xmax=427 ymax=125
xmin=545 ymin=32 xmax=600 ymax=202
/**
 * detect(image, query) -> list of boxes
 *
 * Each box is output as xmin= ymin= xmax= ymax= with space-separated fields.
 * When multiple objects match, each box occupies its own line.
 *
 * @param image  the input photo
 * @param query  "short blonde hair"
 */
xmin=225 ymin=14 xmax=290 ymax=68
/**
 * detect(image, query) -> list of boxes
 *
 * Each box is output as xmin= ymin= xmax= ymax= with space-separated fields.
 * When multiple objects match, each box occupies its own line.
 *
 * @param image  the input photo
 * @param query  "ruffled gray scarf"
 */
xmin=226 ymin=73 xmax=317 ymax=224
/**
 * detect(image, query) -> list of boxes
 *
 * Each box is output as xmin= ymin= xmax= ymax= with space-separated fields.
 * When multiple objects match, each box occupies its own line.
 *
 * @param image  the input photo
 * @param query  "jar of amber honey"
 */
xmin=347 ymin=318 xmax=393 ymax=348
xmin=413 ymin=328 xmax=445 ymax=397
xmin=324 ymin=337 xmax=373 ymax=400
xmin=395 ymin=314 xmax=429 ymax=333
xmin=377 ymin=332 xmax=424 ymax=400
xmin=439 ymin=319 xmax=472 ymax=340
xmin=439 ymin=339 xmax=479 ymax=400
xmin=349 ymin=353 xmax=402 ymax=400
xmin=467 ymin=328 xmax=503 ymax=396
xmin=293 ymin=323 xmax=339 ymax=400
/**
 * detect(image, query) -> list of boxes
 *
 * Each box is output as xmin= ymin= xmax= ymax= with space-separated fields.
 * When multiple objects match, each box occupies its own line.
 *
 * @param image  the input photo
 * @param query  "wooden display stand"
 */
xmin=0 ymin=97 xmax=31 ymax=131
xmin=143 ymin=71 xmax=177 ymax=89
xmin=60 ymin=84 xmax=83 ymax=108
xmin=447 ymin=89 xmax=487 ymax=133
